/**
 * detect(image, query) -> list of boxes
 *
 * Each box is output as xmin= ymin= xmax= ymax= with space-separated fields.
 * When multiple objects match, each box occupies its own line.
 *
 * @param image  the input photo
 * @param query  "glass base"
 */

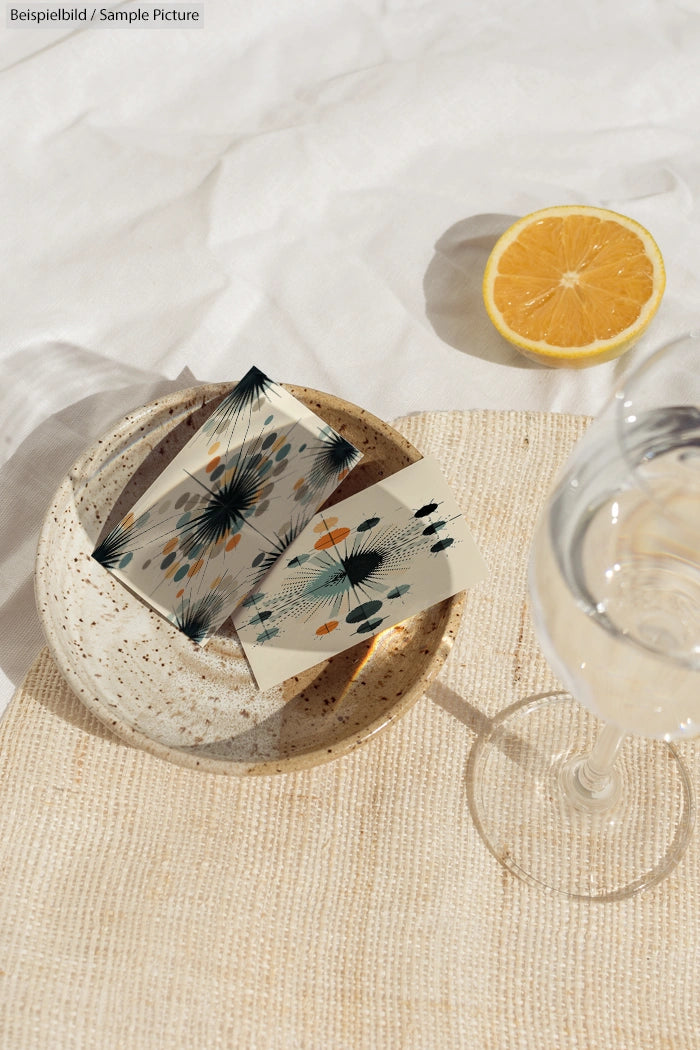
xmin=468 ymin=693 xmax=695 ymax=902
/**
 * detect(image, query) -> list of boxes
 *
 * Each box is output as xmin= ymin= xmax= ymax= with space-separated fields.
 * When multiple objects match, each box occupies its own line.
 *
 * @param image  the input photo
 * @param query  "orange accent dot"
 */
xmin=338 ymin=469 xmax=349 ymax=480
xmin=314 ymin=527 xmax=351 ymax=550
xmin=225 ymin=534 xmax=241 ymax=551
xmin=206 ymin=456 xmax=221 ymax=474
xmin=165 ymin=562 xmax=180 ymax=579
xmin=293 ymin=478 xmax=305 ymax=491
xmin=122 ymin=513 xmax=135 ymax=529
xmin=210 ymin=576 xmax=222 ymax=590
xmin=162 ymin=537 xmax=178 ymax=555
xmin=188 ymin=559 xmax=204 ymax=577
xmin=208 ymin=442 xmax=220 ymax=455
xmin=316 ymin=621 xmax=339 ymax=636
xmin=176 ymin=588 xmax=185 ymax=598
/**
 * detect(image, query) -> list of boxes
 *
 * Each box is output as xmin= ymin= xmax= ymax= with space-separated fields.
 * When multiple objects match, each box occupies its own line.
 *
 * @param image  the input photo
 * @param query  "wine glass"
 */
xmin=469 ymin=334 xmax=700 ymax=901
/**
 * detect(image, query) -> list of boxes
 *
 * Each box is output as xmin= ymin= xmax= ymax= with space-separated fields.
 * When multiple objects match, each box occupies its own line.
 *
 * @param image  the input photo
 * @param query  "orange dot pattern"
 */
xmin=314 ymin=527 xmax=351 ymax=550
xmin=316 ymin=621 xmax=339 ymax=636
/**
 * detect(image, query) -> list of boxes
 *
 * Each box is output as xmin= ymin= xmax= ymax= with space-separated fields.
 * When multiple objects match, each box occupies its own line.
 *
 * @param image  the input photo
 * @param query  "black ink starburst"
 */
xmin=300 ymin=529 xmax=398 ymax=614
xmin=250 ymin=517 xmax=309 ymax=580
xmin=92 ymin=520 xmax=135 ymax=569
xmin=306 ymin=429 xmax=361 ymax=492
xmin=203 ymin=366 xmax=275 ymax=441
xmin=178 ymin=457 xmax=265 ymax=555
xmin=241 ymin=521 xmax=406 ymax=635
xmin=173 ymin=590 xmax=230 ymax=645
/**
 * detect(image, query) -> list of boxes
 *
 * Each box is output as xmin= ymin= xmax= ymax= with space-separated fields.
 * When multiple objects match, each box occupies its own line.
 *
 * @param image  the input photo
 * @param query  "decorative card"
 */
xmin=92 ymin=367 xmax=363 ymax=643
xmin=233 ymin=456 xmax=487 ymax=691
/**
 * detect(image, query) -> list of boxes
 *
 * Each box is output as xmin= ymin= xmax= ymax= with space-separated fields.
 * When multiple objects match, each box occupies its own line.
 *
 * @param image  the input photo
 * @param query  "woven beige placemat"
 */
xmin=1 ymin=409 xmax=699 ymax=1049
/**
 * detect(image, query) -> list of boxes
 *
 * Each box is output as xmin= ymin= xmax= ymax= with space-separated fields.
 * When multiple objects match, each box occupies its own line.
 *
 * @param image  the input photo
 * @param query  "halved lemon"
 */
xmin=482 ymin=205 xmax=666 ymax=367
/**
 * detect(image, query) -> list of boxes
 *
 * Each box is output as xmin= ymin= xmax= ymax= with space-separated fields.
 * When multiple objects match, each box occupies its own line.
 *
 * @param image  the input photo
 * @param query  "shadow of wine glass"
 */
xmin=427 ymin=682 xmax=570 ymax=876
xmin=423 ymin=212 xmax=536 ymax=368
xmin=427 ymin=680 xmax=559 ymax=769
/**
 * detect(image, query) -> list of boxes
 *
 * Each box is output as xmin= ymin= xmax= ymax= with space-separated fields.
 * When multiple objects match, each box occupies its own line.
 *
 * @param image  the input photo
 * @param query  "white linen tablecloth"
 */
xmin=1 ymin=0 xmax=700 ymax=712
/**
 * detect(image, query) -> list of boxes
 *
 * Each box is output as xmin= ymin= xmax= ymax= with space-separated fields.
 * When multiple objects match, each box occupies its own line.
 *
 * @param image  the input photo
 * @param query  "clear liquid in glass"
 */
xmin=530 ymin=407 xmax=700 ymax=740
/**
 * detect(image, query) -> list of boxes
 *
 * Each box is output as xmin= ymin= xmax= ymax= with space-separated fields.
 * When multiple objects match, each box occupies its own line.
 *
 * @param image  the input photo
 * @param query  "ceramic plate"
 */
xmin=35 ymin=384 xmax=464 ymax=774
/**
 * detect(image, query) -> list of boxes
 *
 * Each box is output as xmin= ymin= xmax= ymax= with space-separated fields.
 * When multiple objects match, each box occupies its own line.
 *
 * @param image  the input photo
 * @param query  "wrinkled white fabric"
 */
xmin=1 ymin=0 xmax=699 ymax=714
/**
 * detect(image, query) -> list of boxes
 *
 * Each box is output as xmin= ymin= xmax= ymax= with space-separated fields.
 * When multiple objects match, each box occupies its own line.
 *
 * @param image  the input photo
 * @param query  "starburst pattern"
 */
xmin=173 ymin=590 xmax=231 ymax=645
xmin=202 ymin=366 xmax=275 ymax=443
xmin=306 ymin=428 xmax=362 ymax=492
xmin=92 ymin=511 xmax=155 ymax=570
xmin=92 ymin=521 xmax=135 ymax=569
xmin=178 ymin=462 xmax=264 ymax=556
xmin=248 ymin=517 xmax=309 ymax=580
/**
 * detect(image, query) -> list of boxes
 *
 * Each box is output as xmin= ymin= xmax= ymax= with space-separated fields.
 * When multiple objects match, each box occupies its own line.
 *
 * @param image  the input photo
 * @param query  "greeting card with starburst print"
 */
xmin=233 ymin=456 xmax=487 ymax=691
xmin=92 ymin=367 xmax=363 ymax=643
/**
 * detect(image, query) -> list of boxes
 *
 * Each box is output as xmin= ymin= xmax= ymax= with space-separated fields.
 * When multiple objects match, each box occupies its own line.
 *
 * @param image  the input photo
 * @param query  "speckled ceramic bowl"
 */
xmin=35 ymin=384 xmax=464 ymax=774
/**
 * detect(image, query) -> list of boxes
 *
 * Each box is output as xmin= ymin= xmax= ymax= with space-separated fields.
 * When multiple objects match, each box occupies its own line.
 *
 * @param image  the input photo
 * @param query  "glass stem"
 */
xmin=561 ymin=722 xmax=626 ymax=813
xmin=577 ymin=723 xmax=626 ymax=794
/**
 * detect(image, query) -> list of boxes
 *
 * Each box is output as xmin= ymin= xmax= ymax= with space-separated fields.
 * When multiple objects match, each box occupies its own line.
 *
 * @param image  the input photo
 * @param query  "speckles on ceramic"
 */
xmin=35 ymin=384 xmax=464 ymax=774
